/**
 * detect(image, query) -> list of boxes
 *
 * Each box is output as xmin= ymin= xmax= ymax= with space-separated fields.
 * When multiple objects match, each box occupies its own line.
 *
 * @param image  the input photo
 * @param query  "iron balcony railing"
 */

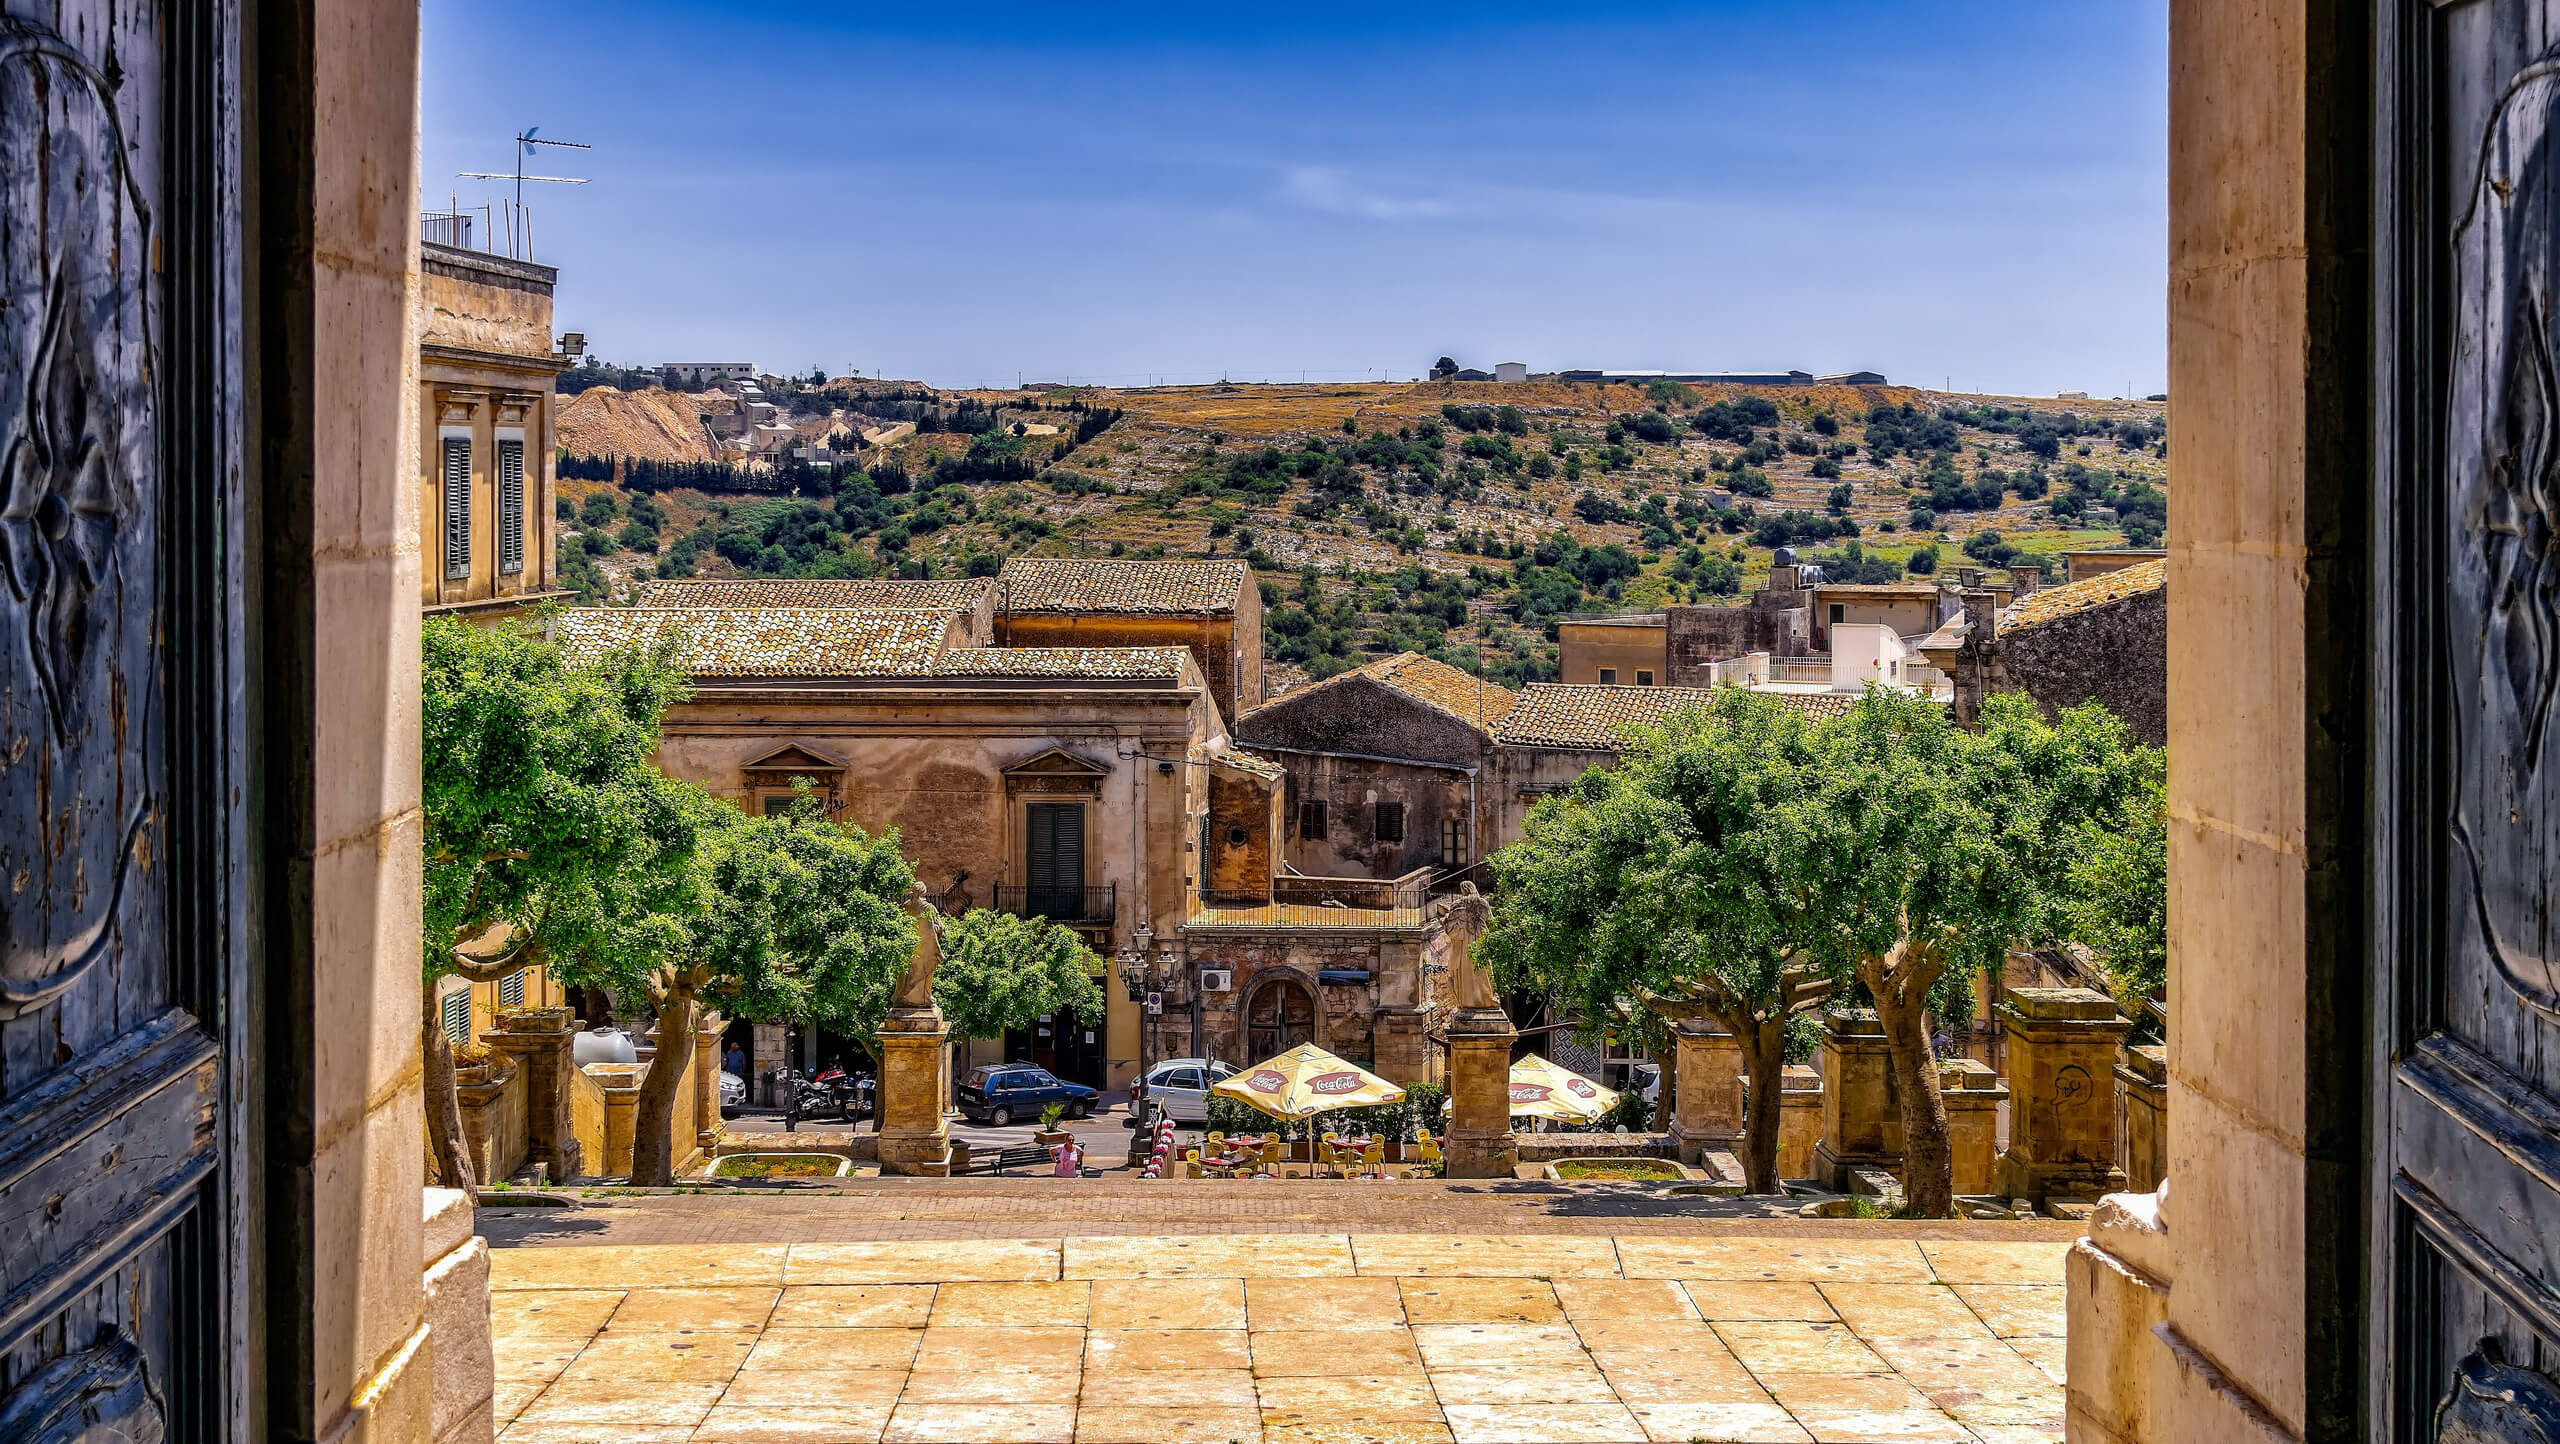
xmin=421 ymin=212 xmax=474 ymax=249
xmin=991 ymin=884 xmax=1116 ymax=925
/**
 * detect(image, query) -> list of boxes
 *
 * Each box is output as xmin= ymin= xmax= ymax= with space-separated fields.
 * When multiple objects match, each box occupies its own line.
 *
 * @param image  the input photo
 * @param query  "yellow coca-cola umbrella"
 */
xmin=1213 ymin=1042 xmax=1406 ymax=1120
xmin=1506 ymin=1054 xmax=1618 ymax=1123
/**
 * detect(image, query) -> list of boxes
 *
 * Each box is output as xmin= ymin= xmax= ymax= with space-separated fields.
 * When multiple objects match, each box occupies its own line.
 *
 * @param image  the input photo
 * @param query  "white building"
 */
xmin=1494 ymin=361 xmax=1529 ymax=383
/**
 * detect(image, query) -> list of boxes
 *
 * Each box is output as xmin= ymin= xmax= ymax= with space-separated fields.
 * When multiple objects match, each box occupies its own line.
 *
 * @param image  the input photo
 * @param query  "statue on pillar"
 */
xmin=1437 ymin=882 xmax=1499 ymax=1012
xmin=889 ymin=883 xmax=946 ymax=1012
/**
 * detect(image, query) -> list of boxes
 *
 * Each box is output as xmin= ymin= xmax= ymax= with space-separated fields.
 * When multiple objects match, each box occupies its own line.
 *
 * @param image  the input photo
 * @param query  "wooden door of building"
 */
xmin=0 ymin=1 xmax=245 ymax=1437
xmin=1026 ymin=803 xmax=1086 ymax=919
xmin=1247 ymin=979 xmax=1316 ymax=1060
xmin=2377 ymin=4 xmax=2560 ymax=1434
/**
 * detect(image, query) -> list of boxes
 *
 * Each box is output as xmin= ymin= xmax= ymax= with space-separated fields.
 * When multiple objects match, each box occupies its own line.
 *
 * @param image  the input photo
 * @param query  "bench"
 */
xmin=957 ymin=1143 xmax=1055 ymax=1175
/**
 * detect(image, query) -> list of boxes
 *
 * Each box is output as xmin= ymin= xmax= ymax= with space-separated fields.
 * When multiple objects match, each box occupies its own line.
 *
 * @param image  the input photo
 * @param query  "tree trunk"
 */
xmin=1737 ymin=1017 xmax=1788 ymax=1195
xmin=422 ymin=974 xmax=479 ymax=1191
xmin=1865 ymin=952 xmax=1953 ymax=1217
xmin=630 ymin=976 xmax=697 ymax=1186
xmin=1654 ymin=1036 xmax=1678 ymax=1135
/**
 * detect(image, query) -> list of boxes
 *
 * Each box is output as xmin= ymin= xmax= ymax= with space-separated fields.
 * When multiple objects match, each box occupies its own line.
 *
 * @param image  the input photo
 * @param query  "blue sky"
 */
xmin=423 ymin=2 xmax=2166 ymax=397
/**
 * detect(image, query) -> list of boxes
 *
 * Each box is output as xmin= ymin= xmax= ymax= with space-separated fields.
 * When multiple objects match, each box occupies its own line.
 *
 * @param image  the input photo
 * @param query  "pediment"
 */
xmin=743 ymin=743 xmax=846 ymax=774
xmin=1002 ymin=747 xmax=1112 ymax=778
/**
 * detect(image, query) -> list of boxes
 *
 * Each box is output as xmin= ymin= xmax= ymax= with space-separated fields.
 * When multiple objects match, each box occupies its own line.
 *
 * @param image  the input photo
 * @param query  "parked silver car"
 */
xmin=1139 ymin=1058 xmax=1237 ymax=1123
xmin=718 ymin=1069 xmax=746 ymax=1118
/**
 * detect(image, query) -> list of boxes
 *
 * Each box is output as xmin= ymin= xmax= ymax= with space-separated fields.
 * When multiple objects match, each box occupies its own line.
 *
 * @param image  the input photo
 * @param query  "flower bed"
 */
xmin=1547 ymin=1157 xmax=1686 ymax=1183
xmin=708 ymin=1152 xmax=850 ymax=1180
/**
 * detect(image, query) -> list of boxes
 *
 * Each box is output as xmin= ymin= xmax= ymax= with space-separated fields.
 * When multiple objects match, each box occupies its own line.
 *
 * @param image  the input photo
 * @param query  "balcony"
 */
xmin=991 ymin=884 xmax=1116 ymax=926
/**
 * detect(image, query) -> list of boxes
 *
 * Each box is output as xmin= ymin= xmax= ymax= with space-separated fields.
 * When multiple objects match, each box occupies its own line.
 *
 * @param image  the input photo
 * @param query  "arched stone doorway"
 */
xmin=1246 ymin=976 xmax=1317 ymax=1059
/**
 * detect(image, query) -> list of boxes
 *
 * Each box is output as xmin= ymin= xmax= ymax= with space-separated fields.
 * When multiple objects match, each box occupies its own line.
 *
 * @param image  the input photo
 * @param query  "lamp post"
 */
xmin=1117 ymin=925 xmax=1155 ymax=1128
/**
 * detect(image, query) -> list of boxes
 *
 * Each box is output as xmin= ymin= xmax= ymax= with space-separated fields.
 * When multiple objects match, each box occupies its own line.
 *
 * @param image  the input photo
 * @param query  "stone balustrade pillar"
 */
xmin=453 ymin=1054 xmax=519 ymax=1186
xmin=1443 ymin=1006 xmax=1519 ymax=1179
xmin=693 ymin=1023 xmax=725 ymax=1152
xmin=1736 ymin=1063 xmax=1823 ymax=1183
xmin=1666 ymin=1019 xmax=1744 ymax=1164
xmin=876 ymin=1005 xmax=953 ymax=1176
xmin=2116 ymin=1042 xmax=2167 ymax=1192
xmin=593 ymin=1066 xmax=641 ymax=1178
xmin=1814 ymin=1009 xmax=1898 ymax=1190
xmin=1940 ymin=1057 xmax=2009 ymax=1197
xmin=483 ymin=1006 xmax=581 ymax=1182
xmin=1994 ymin=986 xmax=2131 ymax=1204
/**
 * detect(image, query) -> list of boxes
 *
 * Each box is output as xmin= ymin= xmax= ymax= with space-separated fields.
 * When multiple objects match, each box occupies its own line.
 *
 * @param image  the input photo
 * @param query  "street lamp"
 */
xmin=1117 ymin=925 xmax=1155 ymax=1127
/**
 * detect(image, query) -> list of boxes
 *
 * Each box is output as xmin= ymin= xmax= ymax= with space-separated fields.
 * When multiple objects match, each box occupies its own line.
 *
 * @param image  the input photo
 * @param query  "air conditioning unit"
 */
xmin=1198 ymin=969 xmax=1233 ymax=994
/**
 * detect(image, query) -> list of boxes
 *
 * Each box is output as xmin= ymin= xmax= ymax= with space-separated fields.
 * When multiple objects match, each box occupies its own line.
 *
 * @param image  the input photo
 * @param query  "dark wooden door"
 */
xmin=2379 ymin=4 xmax=2560 ymax=1434
xmin=1247 ymin=979 xmax=1315 ymax=1059
xmin=0 ymin=3 xmax=240 ymax=1439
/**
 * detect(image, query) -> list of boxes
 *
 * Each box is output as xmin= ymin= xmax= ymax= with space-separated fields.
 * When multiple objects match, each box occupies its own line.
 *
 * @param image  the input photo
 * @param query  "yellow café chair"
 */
xmin=1414 ymin=1129 xmax=1444 ymax=1167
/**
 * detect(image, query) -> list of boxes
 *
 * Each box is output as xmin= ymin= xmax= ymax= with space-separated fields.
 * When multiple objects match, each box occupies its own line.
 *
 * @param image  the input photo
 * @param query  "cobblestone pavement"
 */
xmin=479 ymin=1180 xmax=2085 ymax=1249
xmin=488 ymin=1231 xmax=2071 ymax=1443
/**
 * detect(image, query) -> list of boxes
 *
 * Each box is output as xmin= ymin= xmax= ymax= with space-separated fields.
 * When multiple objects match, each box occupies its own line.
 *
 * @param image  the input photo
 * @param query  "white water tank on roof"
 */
xmin=574 ymin=1027 xmax=638 ymax=1066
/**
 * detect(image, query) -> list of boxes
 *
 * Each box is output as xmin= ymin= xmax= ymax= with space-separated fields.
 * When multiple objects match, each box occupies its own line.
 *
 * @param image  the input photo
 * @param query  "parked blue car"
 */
xmin=958 ymin=1064 xmax=1100 ymax=1126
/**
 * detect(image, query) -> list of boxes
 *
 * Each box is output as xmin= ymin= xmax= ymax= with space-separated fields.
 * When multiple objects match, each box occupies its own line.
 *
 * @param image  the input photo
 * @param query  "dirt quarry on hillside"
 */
xmin=557 ymin=386 xmax=727 ymax=463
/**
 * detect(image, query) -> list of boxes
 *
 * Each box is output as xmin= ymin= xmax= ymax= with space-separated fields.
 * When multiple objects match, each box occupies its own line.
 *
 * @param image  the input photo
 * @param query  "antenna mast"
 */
xmin=458 ymin=126 xmax=592 ymax=259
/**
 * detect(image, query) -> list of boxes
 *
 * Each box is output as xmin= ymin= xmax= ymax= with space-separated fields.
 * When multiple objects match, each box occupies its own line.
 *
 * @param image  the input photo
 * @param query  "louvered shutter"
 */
xmin=1026 ymin=804 xmax=1085 ymax=914
xmin=499 ymin=970 xmax=525 ymax=1008
xmin=497 ymin=438 xmax=525 ymax=574
xmin=441 ymin=988 xmax=471 ymax=1045
xmin=442 ymin=438 xmax=472 ymax=578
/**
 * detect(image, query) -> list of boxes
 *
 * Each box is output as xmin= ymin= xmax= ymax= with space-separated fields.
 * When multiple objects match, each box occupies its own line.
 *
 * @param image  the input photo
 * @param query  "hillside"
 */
xmin=552 ymin=377 xmax=2168 ymax=693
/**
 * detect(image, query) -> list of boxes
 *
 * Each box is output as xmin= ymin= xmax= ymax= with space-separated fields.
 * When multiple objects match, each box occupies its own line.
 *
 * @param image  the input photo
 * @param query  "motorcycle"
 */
xmin=779 ymin=1067 xmax=872 ymax=1129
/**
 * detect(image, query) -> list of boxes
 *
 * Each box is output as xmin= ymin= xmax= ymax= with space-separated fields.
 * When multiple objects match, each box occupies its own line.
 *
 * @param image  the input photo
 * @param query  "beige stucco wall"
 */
xmin=650 ymin=681 xmax=1217 ymax=1089
xmin=1557 ymin=622 xmax=1668 ymax=686
xmin=417 ymin=247 xmax=567 ymax=616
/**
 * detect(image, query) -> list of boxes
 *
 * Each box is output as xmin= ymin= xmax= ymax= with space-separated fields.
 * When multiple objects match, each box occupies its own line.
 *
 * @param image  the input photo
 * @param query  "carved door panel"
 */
xmin=2381 ymin=2 xmax=2560 ymax=1436
xmin=0 ymin=1 xmax=240 ymax=1440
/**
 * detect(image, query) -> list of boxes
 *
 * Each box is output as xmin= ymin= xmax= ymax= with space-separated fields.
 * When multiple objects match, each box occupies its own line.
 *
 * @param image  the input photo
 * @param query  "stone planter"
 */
xmin=708 ymin=1152 xmax=852 ymax=1181
xmin=495 ymin=1006 xmax=574 ymax=1034
xmin=1033 ymin=1129 xmax=1072 ymax=1148
xmin=1539 ymin=1156 xmax=1693 ymax=1184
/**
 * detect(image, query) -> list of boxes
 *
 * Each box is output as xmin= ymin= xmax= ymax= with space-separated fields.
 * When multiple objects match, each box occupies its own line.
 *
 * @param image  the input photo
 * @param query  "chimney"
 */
xmin=2012 ymin=568 xmax=2042 ymax=598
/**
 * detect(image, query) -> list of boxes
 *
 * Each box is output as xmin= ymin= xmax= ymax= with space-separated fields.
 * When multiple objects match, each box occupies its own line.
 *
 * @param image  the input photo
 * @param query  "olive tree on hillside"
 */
xmin=1479 ymin=692 xmax=1847 ymax=1194
xmin=419 ymin=617 xmax=693 ymax=1188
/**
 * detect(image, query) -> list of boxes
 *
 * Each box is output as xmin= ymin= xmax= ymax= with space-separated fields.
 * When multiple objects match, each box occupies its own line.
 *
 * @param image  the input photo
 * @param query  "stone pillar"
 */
xmin=1372 ymin=1009 xmax=1430 ymax=1085
xmin=876 ymin=1005 xmax=953 ymax=1176
xmin=1776 ymin=1065 xmax=1821 ymax=1182
xmin=2116 ymin=1042 xmax=2168 ymax=1193
xmin=1443 ymin=1008 xmax=1519 ymax=1179
xmin=1939 ymin=1057 xmax=2009 ymax=1198
xmin=1666 ymin=1019 xmax=1744 ymax=1164
xmin=1813 ymin=1010 xmax=1898 ymax=1190
xmin=593 ymin=1066 xmax=641 ymax=1178
xmin=424 ymin=1187 xmax=494 ymax=1444
xmin=452 ymin=1055 xmax=518 ymax=1186
xmin=484 ymin=1007 xmax=581 ymax=1182
xmin=693 ymin=1023 xmax=725 ymax=1152
xmin=1994 ymin=987 xmax=2130 ymax=1205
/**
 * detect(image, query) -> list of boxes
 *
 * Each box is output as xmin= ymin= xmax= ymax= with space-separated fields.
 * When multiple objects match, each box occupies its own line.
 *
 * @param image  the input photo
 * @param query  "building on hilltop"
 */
xmin=994 ymin=557 xmax=1263 ymax=723
xmin=416 ymin=235 xmax=574 ymax=618
xmin=1494 ymin=361 xmax=1529 ymax=383
xmin=2062 ymin=547 xmax=2169 ymax=583
xmin=660 ymin=360 xmax=757 ymax=386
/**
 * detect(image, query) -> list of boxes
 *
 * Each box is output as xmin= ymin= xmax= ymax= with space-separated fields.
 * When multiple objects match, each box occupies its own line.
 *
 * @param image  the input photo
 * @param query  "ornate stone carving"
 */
xmin=2436 ymin=1343 xmax=2560 ymax=1442
xmin=0 ymin=17 xmax=159 ymax=1018
xmin=0 ymin=1328 xmax=166 ymax=1443
xmin=889 ymin=883 xmax=946 ymax=1012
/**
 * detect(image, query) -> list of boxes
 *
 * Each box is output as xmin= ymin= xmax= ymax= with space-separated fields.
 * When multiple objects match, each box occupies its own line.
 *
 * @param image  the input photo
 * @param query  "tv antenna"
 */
xmin=459 ymin=127 xmax=591 ymax=258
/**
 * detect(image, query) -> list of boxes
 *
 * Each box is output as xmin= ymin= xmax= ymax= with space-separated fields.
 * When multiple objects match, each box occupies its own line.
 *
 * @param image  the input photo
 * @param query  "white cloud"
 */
xmin=1279 ymin=165 xmax=1464 ymax=222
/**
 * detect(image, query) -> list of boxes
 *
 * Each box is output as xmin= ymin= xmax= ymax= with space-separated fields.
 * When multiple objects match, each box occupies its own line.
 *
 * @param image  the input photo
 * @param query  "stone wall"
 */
xmin=997 ymin=612 xmax=1254 ymax=724
xmin=2002 ymin=585 xmax=2168 ymax=746
xmin=455 ymin=1056 xmax=528 ymax=1185
xmin=1173 ymin=931 xmax=1436 ymax=1080
xmin=1664 ymin=593 xmax=1810 ymax=682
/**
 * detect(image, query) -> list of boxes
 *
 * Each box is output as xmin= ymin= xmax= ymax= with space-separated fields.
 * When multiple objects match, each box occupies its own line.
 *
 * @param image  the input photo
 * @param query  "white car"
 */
xmin=718 ymin=1070 xmax=746 ymax=1118
xmin=1140 ymin=1058 xmax=1237 ymax=1123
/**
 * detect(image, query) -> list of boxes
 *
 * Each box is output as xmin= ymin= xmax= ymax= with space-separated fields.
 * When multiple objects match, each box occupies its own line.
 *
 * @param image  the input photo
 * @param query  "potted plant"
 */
xmin=451 ymin=1041 xmax=496 ymax=1087
xmin=1033 ymin=1103 xmax=1072 ymax=1147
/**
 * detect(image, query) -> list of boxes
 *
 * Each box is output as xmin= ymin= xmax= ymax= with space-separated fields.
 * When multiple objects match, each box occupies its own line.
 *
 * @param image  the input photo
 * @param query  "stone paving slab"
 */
xmin=491 ymin=1233 xmax=2067 ymax=1443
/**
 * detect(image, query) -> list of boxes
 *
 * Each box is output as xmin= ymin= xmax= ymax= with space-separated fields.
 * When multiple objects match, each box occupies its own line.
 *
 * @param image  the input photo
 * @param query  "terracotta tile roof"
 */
xmin=2000 ymin=558 xmax=2167 ymax=634
xmin=1194 ymin=744 xmax=1287 ymax=782
xmin=933 ymin=646 xmax=1194 ymax=680
xmin=1494 ymin=684 xmax=1858 ymax=750
xmin=996 ymin=557 xmax=1249 ymax=615
xmin=1358 ymin=652 xmax=1520 ymax=731
xmin=633 ymin=577 xmax=995 ymax=611
xmin=552 ymin=607 xmax=958 ymax=677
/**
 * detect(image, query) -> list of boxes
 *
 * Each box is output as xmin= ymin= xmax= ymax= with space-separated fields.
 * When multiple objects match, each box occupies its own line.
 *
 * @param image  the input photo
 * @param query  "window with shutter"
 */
xmin=1298 ymin=800 xmax=1327 ymax=839
xmin=441 ymin=988 xmax=471 ymax=1045
xmin=442 ymin=437 xmax=472 ymax=579
xmin=1375 ymin=801 xmax=1405 ymax=843
xmin=1026 ymin=803 xmax=1085 ymax=917
xmin=499 ymin=970 xmax=525 ymax=1008
xmin=497 ymin=438 xmax=526 ymax=574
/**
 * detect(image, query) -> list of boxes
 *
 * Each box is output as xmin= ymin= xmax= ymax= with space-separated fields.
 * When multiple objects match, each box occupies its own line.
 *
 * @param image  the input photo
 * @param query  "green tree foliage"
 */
xmin=1479 ymin=693 xmax=1847 ymax=1193
xmin=925 ymin=911 xmax=1107 ymax=1054
xmin=419 ymin=618 xmax=694 ymax=1187
xmin=2066 ymin=772 xmax=2168 ymax=1022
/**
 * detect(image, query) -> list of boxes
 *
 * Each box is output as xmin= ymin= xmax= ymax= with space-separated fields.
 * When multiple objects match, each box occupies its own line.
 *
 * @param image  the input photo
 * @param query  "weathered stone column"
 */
xmin=1665 ymin=1019 xmax=1744 ymax=1164
xmin=876 ymin=1005 xmax=954 ymax=1176
xmin=1776 ymin=1065 xmax=1821 ymax=1181
xmin=1443 ymin=1007 xmax=1520 ymax=1179
xmin=1940 ymin=1057 xmax=2009 ymax=1197
xmin=453 ymin=1054 xmax=519 ymax=1186
xmin=1813 ymin=1009 xmax=1899 ymax=1191
xmin=1994 ymin=987 xmax=2130 ymax=1205
xmin=593 ymin=1065 xmax=642 ymax=1178
xmin=2116 ymin=1042 xmax=2167 ymax=1193
xmin=484 ymin=1007 xmax=581 ymax=1182
xmin=693 ymin=1021 xmax=726 ymax=1153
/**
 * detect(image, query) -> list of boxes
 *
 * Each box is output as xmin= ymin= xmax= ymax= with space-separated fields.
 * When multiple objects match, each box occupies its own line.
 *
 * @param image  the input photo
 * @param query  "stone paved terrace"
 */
xmin=487 ymin=1192 xmax=2073 ymax=1443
